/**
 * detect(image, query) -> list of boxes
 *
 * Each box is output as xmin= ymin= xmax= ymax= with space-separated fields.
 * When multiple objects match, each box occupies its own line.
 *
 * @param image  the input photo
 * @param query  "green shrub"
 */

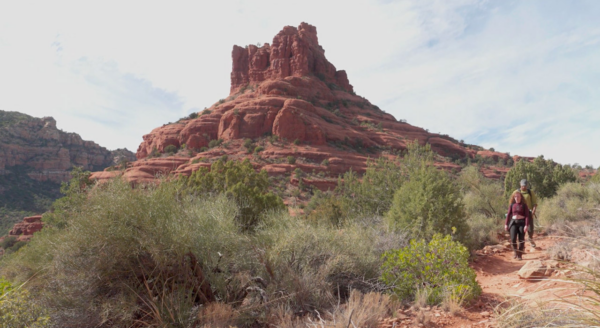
xmin=253 ymin=146 xmax=264 ymax=153
xmin=0 ymin=279 xmax=51 ymax=327
xmin=458 ymin=166 xmax=505 ymax=219
xmin=188 ymin=112 xmax=198 ymax=119
xmin=504 ymin=155 xmax=577 ymax=199
xmin=306 ymin=195 xmax=347 ymax=227
xmin=287 ymin=156 xmax=296 ymax=164
xmin=457 ymin=167 xmax=505 ymax=248
xmin=385 ymin=162 xmax=469 ymax=246
xmin=0 ymin=236 xmax=17 ymax=250
xmin=181 ymin=159 xmax=284 ymax=230
xmin=591 ymin=172 xmax=600 ymax=183
xmin=164 ymin=144 xmax=178 ymax=154
xmin=337 ymin=157 xmax=404 ymax=217
xmin=208 ymin=139 xmax=223 ymax=148
xmin=321 ymin=159 xmax=330 ymax=166
xmin=381 ymin=234 xmax=481 ymax=304
xmin=293 ymin=139 xmax=300 ymax=145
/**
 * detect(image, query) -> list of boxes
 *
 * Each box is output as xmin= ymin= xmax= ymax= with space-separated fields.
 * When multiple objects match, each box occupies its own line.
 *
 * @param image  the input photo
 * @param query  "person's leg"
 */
xmin=517 ymin=224 xmax=525 ymax=260
xmin=510 ymin=223 xmax=519 ymax=259
xmin=528 ymin=211 xmax=536 ymax=247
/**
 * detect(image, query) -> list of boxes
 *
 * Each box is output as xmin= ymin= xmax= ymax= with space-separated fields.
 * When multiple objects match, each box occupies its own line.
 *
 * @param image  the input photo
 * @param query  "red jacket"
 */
xmin=506 ymin=202 xmax=531 ymax=227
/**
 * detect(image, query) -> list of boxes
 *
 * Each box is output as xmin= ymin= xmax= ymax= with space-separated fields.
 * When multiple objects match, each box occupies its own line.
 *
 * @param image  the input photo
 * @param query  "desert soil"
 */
xmin=379 ymin=234 xmax=574 ymax=328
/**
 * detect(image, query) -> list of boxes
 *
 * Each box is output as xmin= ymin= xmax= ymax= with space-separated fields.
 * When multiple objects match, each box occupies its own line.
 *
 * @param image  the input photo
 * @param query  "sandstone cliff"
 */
xmin=93 ymin=23 xmax=511 ymax=187
xmin=0 ymin=110 xmax=135 ymax=183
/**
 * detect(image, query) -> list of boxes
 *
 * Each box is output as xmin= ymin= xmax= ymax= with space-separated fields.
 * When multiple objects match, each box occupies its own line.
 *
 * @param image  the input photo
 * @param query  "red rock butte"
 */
xmin=92 ymin=23 xmax=511 ymax=187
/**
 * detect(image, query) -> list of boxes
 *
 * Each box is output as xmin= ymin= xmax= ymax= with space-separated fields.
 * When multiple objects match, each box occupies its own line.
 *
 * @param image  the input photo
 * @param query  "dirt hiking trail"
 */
xmin=379 ymin=234 xmax=574 ymax=328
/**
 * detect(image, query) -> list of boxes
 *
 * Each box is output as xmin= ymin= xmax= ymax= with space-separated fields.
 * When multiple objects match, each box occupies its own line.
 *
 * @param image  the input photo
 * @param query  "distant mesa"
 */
xmin=93 ymin=23 xmax=513 ymax=186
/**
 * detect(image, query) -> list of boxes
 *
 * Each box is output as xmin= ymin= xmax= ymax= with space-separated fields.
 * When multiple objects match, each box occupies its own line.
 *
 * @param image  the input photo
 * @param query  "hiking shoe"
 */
xmin=530 ymin=242 xmax=536 ymax=248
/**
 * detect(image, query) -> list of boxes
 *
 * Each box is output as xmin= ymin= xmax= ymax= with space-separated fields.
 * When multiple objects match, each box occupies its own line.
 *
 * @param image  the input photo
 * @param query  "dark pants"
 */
xmin=527 ymin=211 xmax=534 ymax=240
xmin=510 ymin=220 xmax=526 ymax=254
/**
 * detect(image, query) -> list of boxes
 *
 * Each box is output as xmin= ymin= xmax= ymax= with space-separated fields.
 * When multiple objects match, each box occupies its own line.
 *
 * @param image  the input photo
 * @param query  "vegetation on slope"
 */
xmin=0 ymin=138 xmax=593 ymax=327
xmin=0 ymin=165 xmax=61 ymax=236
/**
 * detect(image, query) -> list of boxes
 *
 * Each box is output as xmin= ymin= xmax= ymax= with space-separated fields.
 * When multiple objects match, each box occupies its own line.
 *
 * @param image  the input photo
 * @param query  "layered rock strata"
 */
xmin=95 ymin=23 xmax=512 ymax=187
xmin=0 ymin=111 xmax=135 ymax=183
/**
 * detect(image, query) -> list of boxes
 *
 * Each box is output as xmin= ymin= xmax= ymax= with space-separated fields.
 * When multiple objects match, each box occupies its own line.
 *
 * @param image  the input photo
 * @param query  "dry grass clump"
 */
xmin=538 ymin=182 xmax=600 ymax=227
xmin=496 ymin=299 xmax=590 ymax=328
xmin=273 ymin=290 xmax=394 ymax=328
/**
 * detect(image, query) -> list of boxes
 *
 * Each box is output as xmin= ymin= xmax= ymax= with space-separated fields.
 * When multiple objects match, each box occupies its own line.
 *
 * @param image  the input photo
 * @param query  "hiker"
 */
xmin=514 ymin=179 xmax=538 ymax=247
xmin=505 ymin=191 xmax=531 ymax=260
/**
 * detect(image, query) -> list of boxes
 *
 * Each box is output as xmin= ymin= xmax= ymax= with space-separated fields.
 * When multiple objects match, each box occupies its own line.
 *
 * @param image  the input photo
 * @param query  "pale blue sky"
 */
xmin=0 ymin=0 xmax=598 ymax=166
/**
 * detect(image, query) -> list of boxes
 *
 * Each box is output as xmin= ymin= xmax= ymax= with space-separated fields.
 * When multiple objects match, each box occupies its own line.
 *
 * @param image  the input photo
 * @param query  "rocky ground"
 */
xmin=377 ymin=233 xmax=590 ymax=328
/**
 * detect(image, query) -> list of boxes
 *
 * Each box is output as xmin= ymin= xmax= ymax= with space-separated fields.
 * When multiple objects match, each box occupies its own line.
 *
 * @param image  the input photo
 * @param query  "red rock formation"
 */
xmin=0 ymin=111 xmax=135 ymax=183
xmin=105 ymin=23 xmax=518 ymax=190
xmin=230 ymin=23 xmax=353 ymax=95
xmin=8 ymin=215 xmax=44 ymax=242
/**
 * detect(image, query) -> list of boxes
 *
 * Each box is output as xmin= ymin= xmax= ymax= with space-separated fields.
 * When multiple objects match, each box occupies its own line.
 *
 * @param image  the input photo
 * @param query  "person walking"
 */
xmin=515 ymin=179 xmax=538 ymax=248
xmin=505 ymin=191 xmax=531 ymax=260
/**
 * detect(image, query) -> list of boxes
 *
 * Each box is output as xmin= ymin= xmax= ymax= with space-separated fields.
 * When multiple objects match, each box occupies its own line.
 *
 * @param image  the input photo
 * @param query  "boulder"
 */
xmin=518 ymin=260 xmax=555 ymax=279
xmin=8 ymin=215 xmax=44 ymax=242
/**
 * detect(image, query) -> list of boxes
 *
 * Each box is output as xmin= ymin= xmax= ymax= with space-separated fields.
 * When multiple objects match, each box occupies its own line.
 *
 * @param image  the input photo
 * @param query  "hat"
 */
xmin=520 ymin=179 xmax=528 ymax=186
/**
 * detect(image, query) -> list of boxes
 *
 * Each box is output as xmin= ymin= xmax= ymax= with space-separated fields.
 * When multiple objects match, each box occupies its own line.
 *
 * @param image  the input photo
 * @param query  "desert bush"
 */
xmin=0 ymin=279 xmax=51 ymax=327
xmin=458 ymin=167 xmax=505 ymax=248
xmin=537 ymin=182 xmax=600 ymax=226
xmin=458 ymin=166 xmax=506 ymax=219
xmin=255 ymin=213 xmax=399 ymax=312
xmin=164 ymin=144 xmax=178 ymax=154
xmin=381 ymin=234 xmax=481 ymax=304
xmin=467 ymin=213 xmax=500 ymax=249
xmin=287 ymin=156 xmax=296 ymax=164
xmin=336 ymin=156 xmax=404 ymax=218
xmin=0 ymin=175 xmax=411 ymax=327
xmin=504 ymin=155 xmax=577 ymax=199
xmin=181 ymin=159 xmax=284 ymax=230
xmin=386 ymin=161 xmax=469 ymax=246
xmin=306 ymin=194 xmax=347 ymax=227
xmin=0 ymin=236 xmax=17 ymax=250
xmin=0 ymin=180 xmax=251 ymax=327
xmin=208 ymin=139 xmax=223 ymax=148
xmin=253 ymin=145 xmax=264 ymax=153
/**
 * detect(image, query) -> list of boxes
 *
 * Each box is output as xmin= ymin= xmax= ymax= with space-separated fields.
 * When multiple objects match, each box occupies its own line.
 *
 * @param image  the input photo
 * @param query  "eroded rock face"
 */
xmin=125 ymin=23 xmax=513 ymax=188
xmin=8 ymin=215 xmax=44 ymax=242
xmin=0 ymin=110 xmax=135 ymax=183
xmin=230 ymin=22 xmax=353 ymax=95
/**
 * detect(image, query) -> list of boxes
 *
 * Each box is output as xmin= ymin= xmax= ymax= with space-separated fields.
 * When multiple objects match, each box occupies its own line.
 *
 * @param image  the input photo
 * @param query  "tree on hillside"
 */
xmin=504 ymin=156 xmax=577 ymax=199
xmin=458 ymin=166 xmax=505 ymax=219
xmin=386 ymin=143 xmax=469 ymax=246
xmin=181 ymin=159 xmax=284 ymax=230
xmin=336 ymin=156 xmax=405 ymax=217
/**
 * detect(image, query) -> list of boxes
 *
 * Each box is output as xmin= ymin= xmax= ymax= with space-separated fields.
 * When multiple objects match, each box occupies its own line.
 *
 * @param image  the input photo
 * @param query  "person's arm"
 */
xmin=505 ymin=204 xmax=513 ymax=231
xmin=524 ymin=203 xmax=530 ymax=228
xmin=531 ymin=191 xmax=538 ymax=216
